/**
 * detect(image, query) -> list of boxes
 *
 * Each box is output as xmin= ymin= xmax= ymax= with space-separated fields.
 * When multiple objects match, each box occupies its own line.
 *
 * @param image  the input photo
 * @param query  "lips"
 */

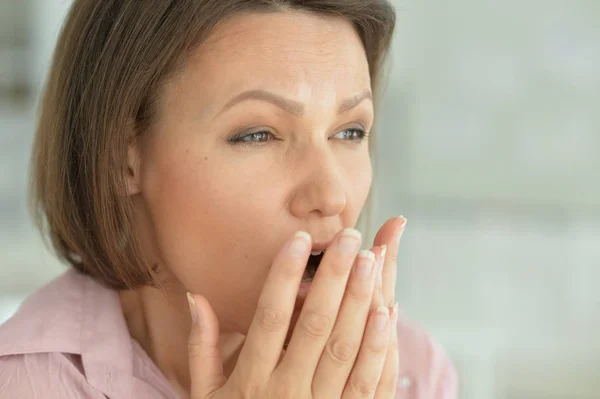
xmin=301 ymin=236 xmax=336 ymax=281
xmin=310 ymin=238 xmax=334 ymax=253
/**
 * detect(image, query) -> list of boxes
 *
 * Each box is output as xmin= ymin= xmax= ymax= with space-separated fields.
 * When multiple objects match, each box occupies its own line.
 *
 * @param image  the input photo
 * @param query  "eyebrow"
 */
xmin=338 ymin=90 xmax=373 ymax=114
xmin=218 ymin=89 xmax=373 ymax=117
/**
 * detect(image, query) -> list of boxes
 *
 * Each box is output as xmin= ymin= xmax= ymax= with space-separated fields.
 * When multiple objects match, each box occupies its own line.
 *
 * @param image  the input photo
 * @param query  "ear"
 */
xmin=126 ymin=136 xmax=142 ymax=196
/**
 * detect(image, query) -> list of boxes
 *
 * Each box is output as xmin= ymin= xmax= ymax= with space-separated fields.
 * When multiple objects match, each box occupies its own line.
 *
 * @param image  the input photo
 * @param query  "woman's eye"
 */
xmin=229 ymin=130 xmax=275 ymax=144
xmin=331 ymin=128 xmax=368 ymax=142
xmin=229 ymin=127 xmax=368 ymax=145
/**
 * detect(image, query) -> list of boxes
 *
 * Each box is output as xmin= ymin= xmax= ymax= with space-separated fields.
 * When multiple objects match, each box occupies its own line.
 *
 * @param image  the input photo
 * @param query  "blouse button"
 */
xmin=399 ymin=375 xmax=412 ymax=389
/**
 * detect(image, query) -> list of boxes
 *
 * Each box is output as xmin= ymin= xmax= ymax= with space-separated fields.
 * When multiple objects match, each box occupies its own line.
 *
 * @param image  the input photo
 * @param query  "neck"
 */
xmin=119 ymin=287 xmax=246 ymax=398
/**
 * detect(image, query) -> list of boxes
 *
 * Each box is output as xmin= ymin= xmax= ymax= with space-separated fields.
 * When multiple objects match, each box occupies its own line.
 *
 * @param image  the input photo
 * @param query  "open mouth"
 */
xmin=302 ymin=250 xmax=325 ymax=281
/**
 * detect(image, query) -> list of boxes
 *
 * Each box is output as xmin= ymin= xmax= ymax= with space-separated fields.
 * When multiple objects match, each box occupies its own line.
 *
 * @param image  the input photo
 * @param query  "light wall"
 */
xmin=1 ymin=1 xmax=598 ymax=398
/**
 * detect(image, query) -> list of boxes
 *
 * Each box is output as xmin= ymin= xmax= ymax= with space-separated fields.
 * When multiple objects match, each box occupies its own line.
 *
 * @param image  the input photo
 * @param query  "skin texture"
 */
xmin=120 ymin=10 xmax=406 ymax=398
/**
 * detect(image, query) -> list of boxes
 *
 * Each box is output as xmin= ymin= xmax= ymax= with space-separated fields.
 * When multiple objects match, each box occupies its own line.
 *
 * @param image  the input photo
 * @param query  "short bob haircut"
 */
xmin=30 ymin=0 xmax=396 ymax=290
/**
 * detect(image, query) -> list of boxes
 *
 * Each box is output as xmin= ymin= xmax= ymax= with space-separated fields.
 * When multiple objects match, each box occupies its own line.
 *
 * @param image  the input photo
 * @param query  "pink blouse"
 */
xmin=0 ymin=270 xmax=457 ymax=398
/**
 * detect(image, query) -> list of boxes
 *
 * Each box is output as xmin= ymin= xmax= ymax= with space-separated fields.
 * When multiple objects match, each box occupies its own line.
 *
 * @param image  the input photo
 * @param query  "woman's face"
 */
xmin=131 ymin=11 xmax=374 ymax=332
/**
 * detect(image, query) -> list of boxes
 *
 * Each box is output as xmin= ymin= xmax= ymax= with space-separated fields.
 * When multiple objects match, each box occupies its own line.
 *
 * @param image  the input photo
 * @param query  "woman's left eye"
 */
xmin=331 ymin=128 xmax=368 ymax=142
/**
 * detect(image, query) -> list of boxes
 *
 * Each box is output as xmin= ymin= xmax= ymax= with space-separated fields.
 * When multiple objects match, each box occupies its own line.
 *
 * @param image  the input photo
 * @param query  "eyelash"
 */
xmin=228 ymin=128 xmax=369 ymax=144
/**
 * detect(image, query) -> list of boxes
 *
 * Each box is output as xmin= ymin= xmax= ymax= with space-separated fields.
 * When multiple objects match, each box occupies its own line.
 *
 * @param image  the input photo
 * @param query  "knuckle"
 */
xmin=366 ymin=336 xmax=388 ymax=354
xmin=327 ymin=257 xmax=352 ymax=278
xmin=234 ymin=380 xmax=262 ymax=399
xmin=372 ymin=285 xmax=384 ymax=302
xmin=187 ymin=342 xmax=204 ymax=358
xmin=300 ymin=309 xmax=331 ymax=337
xmin=348 ymin=376 xmax=378 ymax=397
xmin=236 ymin=358 xmax=265 ymax=383
xmin=346 ymin=280 xmax=372 ymax=302
xmin=256 ymin=305 xmax=288 ymax=332
xmin=326 ymin=336 xmax=359 ymax=364
xmin=269 ymin=382 xmax=296 ymax=399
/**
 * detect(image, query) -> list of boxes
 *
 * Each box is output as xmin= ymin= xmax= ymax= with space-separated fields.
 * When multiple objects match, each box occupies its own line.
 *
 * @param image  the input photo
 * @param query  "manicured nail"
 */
xmin=187 ymin=293 xmax=198 ymax=324
xmin=374 ymin=305 xmax=390 ymax=332
xmin=290 ymin=231 xmax=311 ymax=257
xmin=386 ymin=303 xmax=399 ymax=329
xmin=380 ymin=245 xmax=387 ymax=261
xmin=338 ymin=228 xmax=361 ymax=254
xmin=397 ymin=216 xmax=407 ymax=245
xmin=354 ymin=250 xmax=375 ymax=278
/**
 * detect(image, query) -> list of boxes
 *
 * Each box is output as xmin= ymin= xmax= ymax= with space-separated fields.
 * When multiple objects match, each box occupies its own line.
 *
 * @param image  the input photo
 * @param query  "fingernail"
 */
xmin=338 ymin=228 xmax=361 ymax=254
xmin=290 ymin=231 xmax=311 ymax=257
xmin=354 ymin=250 xmax=375 ymax=278
xmin=380 ymin=244 xmax=387 ymax=260
xmin=397 ymin=216 xmax=407 ymax=245
xmin=374 ymin=305 xmax=389 ymax=332
xmin=187 ymin=293 xmax=198 ymax=325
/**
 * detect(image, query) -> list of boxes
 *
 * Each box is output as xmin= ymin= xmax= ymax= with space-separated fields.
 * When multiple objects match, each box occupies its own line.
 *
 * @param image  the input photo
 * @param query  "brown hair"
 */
xmin=30 ymin=0 xmax=396 ymax=290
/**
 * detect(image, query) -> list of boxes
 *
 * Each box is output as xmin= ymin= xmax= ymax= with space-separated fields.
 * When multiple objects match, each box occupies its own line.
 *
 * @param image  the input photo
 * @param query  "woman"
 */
xmin=0 ymin=1 xmax=457 ymax=398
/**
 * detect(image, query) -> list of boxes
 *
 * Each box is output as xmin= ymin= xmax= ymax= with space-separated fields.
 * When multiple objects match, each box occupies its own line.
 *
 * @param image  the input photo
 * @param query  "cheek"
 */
xmin=140 ymin=143 xmax=278 ymax=285
xmin=343 ymin=149 xmax=373 ymax=212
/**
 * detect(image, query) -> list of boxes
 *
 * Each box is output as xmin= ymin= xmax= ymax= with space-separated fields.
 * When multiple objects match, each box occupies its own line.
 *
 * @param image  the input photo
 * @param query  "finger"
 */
xmin=342 ymin=306 xmax=391 ymax=399
xmin=373 ymin=217 xmax=407 ymax=305
xmin=369 ymin=246 xmax=385 ymax=310
xmin=235 ymin=231 xmax=311 ymax=382
xmin=375 ymin=303 xmax=400 ymax=399
xmin=187 ymin=293 xmax=227 ymax=398
xmin=280 ymin=228 xmax=362 ymax=379
xmin=312 ymin=250 xmax=377 ymax=397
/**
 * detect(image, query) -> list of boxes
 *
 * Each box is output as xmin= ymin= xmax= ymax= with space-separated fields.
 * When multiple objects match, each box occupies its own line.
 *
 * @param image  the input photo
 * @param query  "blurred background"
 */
xmin=0 ymin=0 xmax=598 ymax=398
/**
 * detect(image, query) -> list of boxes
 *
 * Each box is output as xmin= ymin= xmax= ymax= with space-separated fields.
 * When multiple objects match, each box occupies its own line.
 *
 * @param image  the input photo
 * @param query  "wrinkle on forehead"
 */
xmin=196 ymin=10 xmax=366 ymax=74
xmin=167 ymin=10 xmax=371 ymax=118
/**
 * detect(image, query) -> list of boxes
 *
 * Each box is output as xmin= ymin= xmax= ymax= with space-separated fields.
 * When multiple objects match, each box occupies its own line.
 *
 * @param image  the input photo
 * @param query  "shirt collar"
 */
xmin=79 ymin=270 xmax=135 ymax=397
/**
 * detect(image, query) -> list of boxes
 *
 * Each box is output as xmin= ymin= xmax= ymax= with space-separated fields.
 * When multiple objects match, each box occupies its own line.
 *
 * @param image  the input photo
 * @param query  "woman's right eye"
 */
xmin=228 ymin=130 xmax=276 ymax=144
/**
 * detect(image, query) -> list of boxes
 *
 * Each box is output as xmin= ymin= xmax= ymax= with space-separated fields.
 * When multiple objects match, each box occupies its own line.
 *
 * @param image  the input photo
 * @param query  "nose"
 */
xmin=289 ymin=147 xmax=347 ymax=219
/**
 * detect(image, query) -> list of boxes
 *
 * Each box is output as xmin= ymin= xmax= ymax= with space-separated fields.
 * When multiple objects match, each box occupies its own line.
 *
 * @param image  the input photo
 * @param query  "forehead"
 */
xmin=170 ymin=11 xmax=371 ymax=109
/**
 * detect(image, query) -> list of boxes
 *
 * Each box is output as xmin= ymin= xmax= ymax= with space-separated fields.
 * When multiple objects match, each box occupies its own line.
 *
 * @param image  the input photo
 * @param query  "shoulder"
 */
xmin=0 ymin=352 xmax=105 ymax=398
xmin=0 ymin=269 xmax=140 ymax=398
xmin=0 ymin=270 xmax=105 ymax=397
xmin=0 ymin=270 xmax=87 ymax=357
xmin=394 ymin=315 xmax=458 ymax=398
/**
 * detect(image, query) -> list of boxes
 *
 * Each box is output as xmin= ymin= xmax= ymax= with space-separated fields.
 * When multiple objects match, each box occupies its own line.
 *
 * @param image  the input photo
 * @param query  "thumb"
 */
xmin=187 ymin=293 xmax=226 ymax=398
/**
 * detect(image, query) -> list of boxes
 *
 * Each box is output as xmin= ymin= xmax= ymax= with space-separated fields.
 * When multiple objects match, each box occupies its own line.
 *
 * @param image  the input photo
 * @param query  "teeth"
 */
xmin=311 ymin=250 xmax=323 ymax=256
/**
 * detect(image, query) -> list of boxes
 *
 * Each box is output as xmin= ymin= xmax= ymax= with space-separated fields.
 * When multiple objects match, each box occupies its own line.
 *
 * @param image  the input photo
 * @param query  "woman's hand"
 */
xmin=186 ymin=218 xmax=406 ymax=398
xmin=369 ymin=216 xmax=408 ymax=397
